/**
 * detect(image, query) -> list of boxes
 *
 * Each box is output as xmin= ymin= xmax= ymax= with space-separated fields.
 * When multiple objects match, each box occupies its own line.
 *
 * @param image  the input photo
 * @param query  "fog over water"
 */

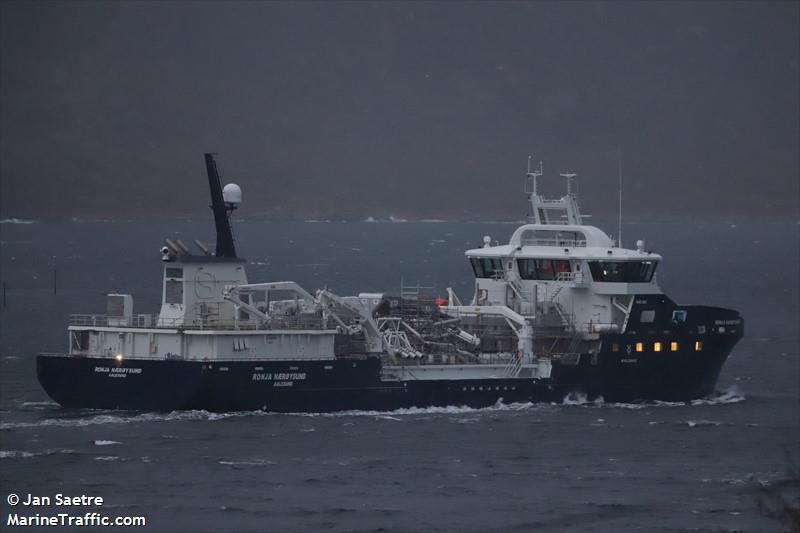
xmin=1 ymin=1 xmax=798 ymax=219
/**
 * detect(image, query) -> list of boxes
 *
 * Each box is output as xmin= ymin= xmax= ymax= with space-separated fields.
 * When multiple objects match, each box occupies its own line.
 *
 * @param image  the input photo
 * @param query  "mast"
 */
xmin=204 ymin=153 xmax=237 ymax=258
xmin=526 ymin=159 xmax=583 ymax=225
xmin=526 ymin=157 xmax=544 ymax=223
xmin=617 ymin=147 xmax=623 ymax=248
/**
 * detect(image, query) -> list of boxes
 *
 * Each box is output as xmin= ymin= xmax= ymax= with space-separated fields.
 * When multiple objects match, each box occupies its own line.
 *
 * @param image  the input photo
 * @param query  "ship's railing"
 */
xmin=68 ymin=314 xmax=331 ymax=331
xmin=69 ymin=314 xmax=158 ymax=327
xmin=555 ymin=271 xmax=586 ymax=283
xmin=519 ymin=237 xmax=587 ymax=247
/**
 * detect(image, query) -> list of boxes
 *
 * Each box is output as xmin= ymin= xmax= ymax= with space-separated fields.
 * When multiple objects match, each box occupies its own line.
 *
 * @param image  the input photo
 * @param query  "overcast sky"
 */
xmin=1 ymin=1 xmax=797 ymax=219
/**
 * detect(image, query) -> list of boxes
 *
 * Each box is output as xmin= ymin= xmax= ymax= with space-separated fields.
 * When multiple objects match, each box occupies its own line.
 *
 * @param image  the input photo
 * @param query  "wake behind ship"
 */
xmin=37 ymin=155 xmax=743 ymax=412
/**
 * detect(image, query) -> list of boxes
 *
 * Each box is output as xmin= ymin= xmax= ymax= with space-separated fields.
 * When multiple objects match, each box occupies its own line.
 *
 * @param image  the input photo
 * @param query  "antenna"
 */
xmin=526 ymin=155 xmax=532 ymax=197
xmin=560 ymin=172 xmax=577 ymax=196
xmin=526 ymin=156 xmax=543 ymax=196
xmin=617 ymin=147 xmax=623 ymax=248
xmin=175 ymin=239 xmax=191 ymax=254
xmin=194 ymin=239 xmax=210 ymax=256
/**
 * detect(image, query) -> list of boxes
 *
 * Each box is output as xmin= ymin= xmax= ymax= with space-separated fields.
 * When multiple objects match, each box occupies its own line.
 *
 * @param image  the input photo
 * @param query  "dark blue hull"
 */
xmin=36 ymin=356 xmax=560 ymax=412
xmin=36 ymin=298 xmax=743 ymax=412
xmin=36 ymin=342 xmax=738 ymax=412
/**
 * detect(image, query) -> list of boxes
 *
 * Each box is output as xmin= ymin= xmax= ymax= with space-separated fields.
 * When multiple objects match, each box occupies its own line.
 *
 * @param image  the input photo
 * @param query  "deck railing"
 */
xmin=68 ymin=314 xmax=331 ymax=331
xmin=519 ymin=238 xmax=587 ymax=247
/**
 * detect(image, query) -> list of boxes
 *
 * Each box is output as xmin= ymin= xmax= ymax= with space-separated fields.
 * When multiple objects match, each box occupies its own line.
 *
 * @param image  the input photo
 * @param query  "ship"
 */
xmin=36 ymin=154 xmax=744 ymax=412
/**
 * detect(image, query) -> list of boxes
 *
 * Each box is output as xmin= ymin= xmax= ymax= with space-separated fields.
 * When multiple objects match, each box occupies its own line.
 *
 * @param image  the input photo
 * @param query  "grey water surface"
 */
xmin=1 ymin=217 xmax=797 ymax=532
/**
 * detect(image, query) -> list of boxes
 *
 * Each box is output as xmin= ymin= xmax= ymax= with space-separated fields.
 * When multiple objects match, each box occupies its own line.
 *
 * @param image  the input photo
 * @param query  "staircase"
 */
xmin=503 ymin=352 xmax=523 ymax=378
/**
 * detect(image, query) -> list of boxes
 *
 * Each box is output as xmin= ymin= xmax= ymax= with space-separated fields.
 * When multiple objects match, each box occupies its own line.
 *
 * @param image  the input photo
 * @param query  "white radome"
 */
xmin=222 ymin=183 xmax=242 ymax=205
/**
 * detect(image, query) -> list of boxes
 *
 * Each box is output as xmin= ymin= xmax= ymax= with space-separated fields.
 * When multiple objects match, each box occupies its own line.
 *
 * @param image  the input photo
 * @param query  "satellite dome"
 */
xmin=222 ymin=183 xmax=242 ymax=205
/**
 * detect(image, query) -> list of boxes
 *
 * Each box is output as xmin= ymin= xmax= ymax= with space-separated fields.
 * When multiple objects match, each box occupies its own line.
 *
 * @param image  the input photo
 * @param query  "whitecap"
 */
xmin=0 ymin=218 xmax=36 ymax=224
xmin=2 ymin=449 xmax=75 ymax=459
xmin=94 ymin=456 xmax=120 ymax=461
xmin=0 ymin=450 xmax=35 ymax=459
xmin=561 ymin=392 xmax=590 ymax=405
xmin=219 ymin=459 xmax=276 ymax=467
xmin=690 ymin=385 xmax=745 ymax=405
xmin=18 ymin=401 xmax=59 ymax=411
xmin=93 ymin=440 xmax=121 ymax=446
xmin=363 ymin=215 xmax=408 ymax=223
xmin=684 ymin=420 xmax=724 ymax=427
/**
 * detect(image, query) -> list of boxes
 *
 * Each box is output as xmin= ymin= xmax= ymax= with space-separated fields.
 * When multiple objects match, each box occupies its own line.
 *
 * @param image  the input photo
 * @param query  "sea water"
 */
xmin=1 ymin=216 xmax=797 ymax=532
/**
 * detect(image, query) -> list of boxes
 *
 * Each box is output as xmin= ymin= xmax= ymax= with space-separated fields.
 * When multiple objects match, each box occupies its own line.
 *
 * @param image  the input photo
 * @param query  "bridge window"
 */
xmin=517 ymin=259 xmax=571 ymax=280
xmin=470 ymin=257 xmax=504 ymax=278
xmin=517 ymin=259 xmax=536 ymax=280
xmin=640 ymin=310 xmax=656 ymax=323
xmin=519 ymin=229 xmax=587 ymax=247
xmin=553 ymin=260 xmax=571 ymax=275
xmin=536 ymin=259 xmax=555 ymax=280
xmin=588 ymin=260 xmax=658 ymax=283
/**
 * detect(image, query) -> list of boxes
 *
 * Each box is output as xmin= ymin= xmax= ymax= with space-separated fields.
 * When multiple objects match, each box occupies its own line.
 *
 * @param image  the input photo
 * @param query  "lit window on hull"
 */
xmin=635 ymin=342 xmax=644 ymax=353
xmin=670 ymin=341 xmax=679 ymax=352
xmin=694 ymin=341 xmax=703 ymax=351
xmin=653 ymin=342 xmax=662 ymax=352
xmin=611 ymin=343 xmax=620 ymax=352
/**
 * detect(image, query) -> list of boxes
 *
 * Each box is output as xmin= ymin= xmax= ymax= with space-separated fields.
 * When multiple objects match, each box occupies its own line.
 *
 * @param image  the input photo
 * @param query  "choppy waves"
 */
xmin=559 ymin=385 xmax=745 ymax=410
xmin=2 ymin=386 xmax=746 ymax=431
xmin=0 ymin=448 xmax=75 ymax=459
xmin=0 ymin=409 xmax=272 ymax=430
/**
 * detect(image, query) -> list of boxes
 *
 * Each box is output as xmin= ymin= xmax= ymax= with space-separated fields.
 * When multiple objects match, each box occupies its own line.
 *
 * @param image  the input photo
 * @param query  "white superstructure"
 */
xmin=64 ymin=158 xmax=662 ymax=382
xmin=439 ymin=160 xmax=662 ymax=368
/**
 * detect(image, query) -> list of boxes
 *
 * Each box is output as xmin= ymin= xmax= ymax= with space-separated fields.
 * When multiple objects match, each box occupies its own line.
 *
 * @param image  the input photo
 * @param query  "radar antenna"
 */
xmin=560 ymin=171 xmax=577 ymax=196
